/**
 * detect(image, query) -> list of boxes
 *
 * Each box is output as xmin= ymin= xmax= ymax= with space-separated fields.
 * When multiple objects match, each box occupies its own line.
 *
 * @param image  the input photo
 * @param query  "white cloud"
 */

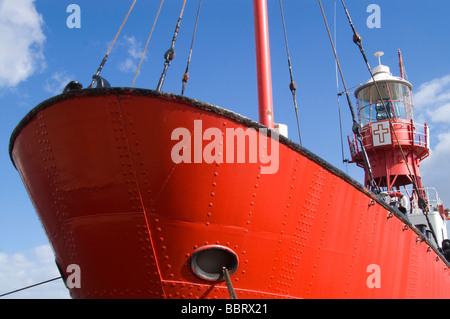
xmin=414 ymin=74 xmax=450 ymax=206
xmin=117 ymin=36 xmax=144 ymax=74
xmin=420 ymin=131 xmax=450 ymax=205
xmin=414 ymin=74 xmax=450 ymax=108
xmin=44 ymin=72 xmax=73 ymax=95
xmin=0 ymin=245 xmax=70 ymax=299
xmin=428 ymin=102 xmax=450 ymax=123
xmin=33 ymin=245 xmax=55 ymax=264
xmin=119 ymin=58 xmax=137 ymax=74
xmin=0 ymin=0 xmax=46 ymax=88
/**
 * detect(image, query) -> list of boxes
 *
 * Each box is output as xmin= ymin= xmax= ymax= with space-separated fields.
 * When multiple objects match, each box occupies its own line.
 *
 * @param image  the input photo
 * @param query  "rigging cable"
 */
xmin=318 ymin=0 xmax=379 ymax=193
xmin=339 ymin=0 xmax=439 ymax=246
xmin=89 ymin=0 xmax=138 ymax=88
xmin=0 ymin=277 xmax=62 ymax=298
xmin=131 ymin=0 xmax=165 ymax=87
xmin=333 ymin=1 xmax=347 ymax=165
xmin=181 ymin=0 xmax=202 ymax=96
xmin=279 ymin=0 xmax=302 ymax=146
xmin=156 ymin=0 xmax=188 ymax=92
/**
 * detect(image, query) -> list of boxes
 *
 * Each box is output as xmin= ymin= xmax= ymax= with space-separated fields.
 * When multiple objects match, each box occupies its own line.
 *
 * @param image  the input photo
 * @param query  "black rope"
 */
xmin=156 ymin=0 xmax=187 ymax=92
xmin=337 ymin=94 xmax=347 ymax=164
xmin=181 ymin=0 xmax=202 ymax=96
xmin=279 ymin=0 xmax=302 ymax=146
xmin=318 ymin=0 xmax=379 ymax=193
xmin=89 ymin=56 xmax=108 ymax=88
xmin=0 ymin=277 xmax=62 ymax=298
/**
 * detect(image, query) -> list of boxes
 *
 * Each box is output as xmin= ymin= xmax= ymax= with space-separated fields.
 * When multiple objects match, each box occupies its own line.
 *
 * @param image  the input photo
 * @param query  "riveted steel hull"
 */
xmin=9 ymin=88 xmax=450 ymax=298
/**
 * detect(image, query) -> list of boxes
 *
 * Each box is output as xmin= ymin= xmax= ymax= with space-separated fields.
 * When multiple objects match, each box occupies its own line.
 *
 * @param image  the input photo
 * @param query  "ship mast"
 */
xmin=253 ymin=0 xmax=274 ymax=128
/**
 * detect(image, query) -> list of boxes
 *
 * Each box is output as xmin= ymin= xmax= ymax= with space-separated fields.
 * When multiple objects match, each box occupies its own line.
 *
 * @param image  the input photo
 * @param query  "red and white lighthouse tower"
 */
xmin=349 ymin=51 xmax=449 ymax=249
xmin=349 ymin=51 xmax=429 ymax=196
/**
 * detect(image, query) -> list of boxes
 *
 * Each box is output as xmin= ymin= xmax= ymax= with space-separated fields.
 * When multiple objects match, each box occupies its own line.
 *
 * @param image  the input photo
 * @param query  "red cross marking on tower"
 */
xmin=373 ymin=123 xmax=390 ymax=144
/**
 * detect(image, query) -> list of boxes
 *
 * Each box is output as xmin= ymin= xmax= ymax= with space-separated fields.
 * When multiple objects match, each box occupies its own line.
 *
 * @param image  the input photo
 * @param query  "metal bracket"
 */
xmin=90 ymin=75 xmax=111 ymax=88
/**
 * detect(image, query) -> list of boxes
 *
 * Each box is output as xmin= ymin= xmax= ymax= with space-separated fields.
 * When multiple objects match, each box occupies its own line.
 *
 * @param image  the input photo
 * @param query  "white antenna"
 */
xmin=374 ymin=51 xmax=384 ymax=65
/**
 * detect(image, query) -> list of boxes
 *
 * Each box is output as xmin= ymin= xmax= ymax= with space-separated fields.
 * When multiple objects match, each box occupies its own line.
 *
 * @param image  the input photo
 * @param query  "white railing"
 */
xmin=419 ymin=187 xmax=443 ymax=212
xmin=348 ymin=120 xmax=428 ymax=156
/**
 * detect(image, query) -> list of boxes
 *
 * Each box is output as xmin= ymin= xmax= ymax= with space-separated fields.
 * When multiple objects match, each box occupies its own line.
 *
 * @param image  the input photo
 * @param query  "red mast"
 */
xmin=398 ymin=49 xmax=405 ymax=79
xmin=253 ymin=0 xmax=274 ymax=128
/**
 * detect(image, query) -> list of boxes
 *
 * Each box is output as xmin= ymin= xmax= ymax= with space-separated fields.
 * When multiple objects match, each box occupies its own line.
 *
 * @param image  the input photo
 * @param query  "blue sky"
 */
xmin=0 ymin=0 xmax=449 ymax=298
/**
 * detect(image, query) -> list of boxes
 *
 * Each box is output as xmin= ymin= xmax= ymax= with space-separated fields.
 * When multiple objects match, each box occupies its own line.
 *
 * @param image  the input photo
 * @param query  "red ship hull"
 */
xmin=9 ymin=88 xmax=450 ymax=298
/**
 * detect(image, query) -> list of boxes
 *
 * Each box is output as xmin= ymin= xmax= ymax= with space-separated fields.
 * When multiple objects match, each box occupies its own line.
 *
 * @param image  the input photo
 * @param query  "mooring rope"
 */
xmin=0 ymin=277 xmax=62 ymax=298
xmin=222 ymin=267 xmax=238 ymax=299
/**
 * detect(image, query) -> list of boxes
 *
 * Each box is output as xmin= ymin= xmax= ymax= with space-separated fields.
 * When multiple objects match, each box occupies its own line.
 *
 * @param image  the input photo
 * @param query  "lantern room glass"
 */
xmin=357 ymin=82 xmax=413 ymax=126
